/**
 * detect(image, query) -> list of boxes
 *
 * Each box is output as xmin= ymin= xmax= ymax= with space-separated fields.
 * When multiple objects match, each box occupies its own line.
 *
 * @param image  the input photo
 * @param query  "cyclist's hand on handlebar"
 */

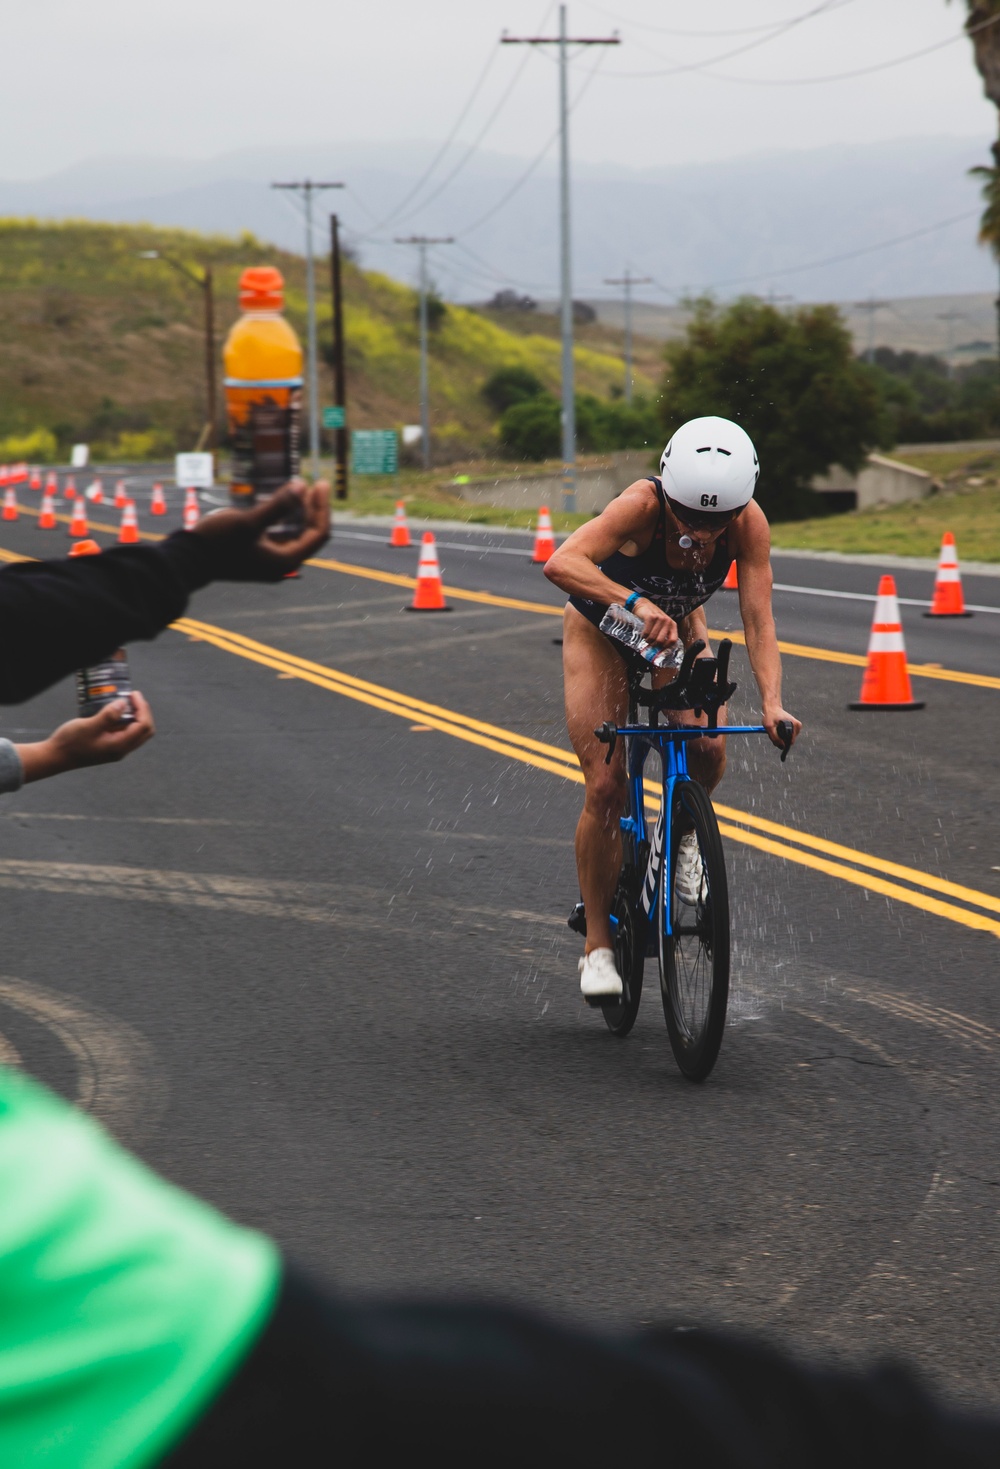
xmin=191 ymin=479 xmax=331 ymax=582
xmin=633 ymin=597 xmax=679 ymax=648
xmin=763 ymin=707 xmax=802 ymax=750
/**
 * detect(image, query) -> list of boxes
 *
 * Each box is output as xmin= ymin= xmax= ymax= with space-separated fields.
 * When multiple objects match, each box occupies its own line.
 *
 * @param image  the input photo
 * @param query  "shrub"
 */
xmin=498 ymin=394 xmax=560 ymax=460
xmin=0 ymin=428 xmax=58 ymax=462
xmin=481 ymin=366 xmax=547 ymax=416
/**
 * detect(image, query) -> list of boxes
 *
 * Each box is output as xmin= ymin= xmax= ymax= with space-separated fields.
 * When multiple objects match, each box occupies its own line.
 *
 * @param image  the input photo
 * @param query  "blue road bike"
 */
xmin=570 ymin=637 xmax=793 ymax=1082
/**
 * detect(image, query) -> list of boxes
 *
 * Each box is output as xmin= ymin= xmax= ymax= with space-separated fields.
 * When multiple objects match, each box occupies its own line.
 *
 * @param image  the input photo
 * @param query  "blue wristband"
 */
xmin=624 ymin=591 xmax=641 ymax=612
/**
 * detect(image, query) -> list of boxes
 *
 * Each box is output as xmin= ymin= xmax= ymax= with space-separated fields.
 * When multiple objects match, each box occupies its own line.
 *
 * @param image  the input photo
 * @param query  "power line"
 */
xmin=580 ymin=0 xmax=852 ymax=39
xmin=602 ymin=7 xmax=1000 ymax=83
xmin=685 ymin=209 xmax=981 ymax=296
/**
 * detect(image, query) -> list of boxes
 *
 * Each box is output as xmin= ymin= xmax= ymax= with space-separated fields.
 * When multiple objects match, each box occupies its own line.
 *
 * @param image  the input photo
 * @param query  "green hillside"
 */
xmin=0 ymin=220 xmax=649 ymax=462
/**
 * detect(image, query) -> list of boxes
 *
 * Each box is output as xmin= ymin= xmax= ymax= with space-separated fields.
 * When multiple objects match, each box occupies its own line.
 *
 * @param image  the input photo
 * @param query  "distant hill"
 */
xmin=0 ymin=220 xmax=644 ymax=458
xmin=0 ymin=135 xmax=994 ymax=304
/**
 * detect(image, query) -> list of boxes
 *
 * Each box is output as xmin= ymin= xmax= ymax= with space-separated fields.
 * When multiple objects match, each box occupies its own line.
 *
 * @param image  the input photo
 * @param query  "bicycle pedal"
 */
xmin=583 ymin=992 xmax=622 ymax=1009
xmin=567 ymin=901 xmax=587 ymax=936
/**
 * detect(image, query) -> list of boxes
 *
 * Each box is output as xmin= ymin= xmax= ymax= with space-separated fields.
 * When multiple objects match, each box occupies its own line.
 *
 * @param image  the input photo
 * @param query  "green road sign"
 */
xmin=352 ymin=429 xmax=398 ymax=475
xmin=322 ymin=406 xmax=346 ymax=429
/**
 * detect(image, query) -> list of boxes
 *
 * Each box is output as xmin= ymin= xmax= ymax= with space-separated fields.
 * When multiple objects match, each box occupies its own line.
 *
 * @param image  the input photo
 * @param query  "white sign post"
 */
xmin=175 ymin=453 xmax=214 ymax=489
xmin=70 ymin=444 xmax=89 ymax=468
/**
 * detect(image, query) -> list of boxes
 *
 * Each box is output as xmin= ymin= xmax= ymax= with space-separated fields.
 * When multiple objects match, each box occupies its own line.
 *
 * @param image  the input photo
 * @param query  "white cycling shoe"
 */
xmin=674 ymin=832 xmax=705 ymax=906
xmin=579 ymin=947 xmax=623 ymax=1000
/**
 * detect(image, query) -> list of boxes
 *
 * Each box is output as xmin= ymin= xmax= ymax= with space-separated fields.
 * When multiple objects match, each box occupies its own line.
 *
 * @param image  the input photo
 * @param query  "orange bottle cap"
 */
xmin=238 ymin=266 xmax=285 ymax=311
xmin=69 ymin=539 xmax=102 ymax=557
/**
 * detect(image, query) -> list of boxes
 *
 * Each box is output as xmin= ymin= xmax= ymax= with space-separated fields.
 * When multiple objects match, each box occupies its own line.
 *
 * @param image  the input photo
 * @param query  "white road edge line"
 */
xmin=772 ymin=582 xmax=1000 ymax=615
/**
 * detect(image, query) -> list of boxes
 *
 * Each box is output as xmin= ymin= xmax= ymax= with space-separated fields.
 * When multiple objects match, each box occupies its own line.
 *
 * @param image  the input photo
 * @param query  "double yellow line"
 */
xmin=176 ymin=617 xmax=1000 ymax=941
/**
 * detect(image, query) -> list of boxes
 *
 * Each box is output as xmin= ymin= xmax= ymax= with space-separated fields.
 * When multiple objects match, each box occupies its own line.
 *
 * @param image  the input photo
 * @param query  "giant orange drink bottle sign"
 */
xmin=223 ymin=267 xmax=303 ymax=508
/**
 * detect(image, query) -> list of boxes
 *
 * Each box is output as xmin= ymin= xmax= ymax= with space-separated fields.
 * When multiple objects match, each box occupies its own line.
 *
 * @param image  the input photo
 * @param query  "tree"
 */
xmin=661 ymin=297 xmax=882 ymax=521
xmin=950 ymin=3 xmax=1000 ymax=252
xmin=481 ymin=366 xmax=546 ymax=416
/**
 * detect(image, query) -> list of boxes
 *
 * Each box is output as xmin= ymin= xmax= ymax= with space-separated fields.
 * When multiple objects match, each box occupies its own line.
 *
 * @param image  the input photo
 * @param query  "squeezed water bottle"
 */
xmin=599 ymin=604 xmax=683 ymax=670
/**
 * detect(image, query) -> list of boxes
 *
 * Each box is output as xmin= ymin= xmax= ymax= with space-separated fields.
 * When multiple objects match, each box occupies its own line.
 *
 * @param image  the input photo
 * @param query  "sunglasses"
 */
xmin=665 ymin=496 xmax=743 ymax=534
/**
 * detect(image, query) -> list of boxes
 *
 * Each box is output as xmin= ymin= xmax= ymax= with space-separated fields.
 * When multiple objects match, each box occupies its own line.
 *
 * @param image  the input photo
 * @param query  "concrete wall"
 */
xmin=813 ymin=453 xmax=934 ymax=511
xmin=451 ymin=450 xmax=655 ymax=514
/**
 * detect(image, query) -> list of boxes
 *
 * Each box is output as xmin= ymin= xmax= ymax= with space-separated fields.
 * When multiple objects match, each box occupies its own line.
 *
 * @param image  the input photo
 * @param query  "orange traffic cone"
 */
xmin=0 ymin=467 xmax=8 ymax=487
xmin=87 ymin=478 xmax=104 ymax=505
xmin=68 ymin=498 xmax=89 ymax=538
xmin=12 ymin=463 xmax=26 ymax=485
xmin=38 ymin=493 xmax=57 ymax=529
xmin=407 ymin=532 xmax=451 ymax=612
xmin=183 ymin=488 xmax=200 ymax=529
xmin=114 ymin=479 xmax=128 ymax=508
xmin=531 ymin=505 xmax=557 ymax=564
xmin=63 ymin=475 xmax=77 ymax=500
xmin=388 ymin=500 xmax=412 ymax=548
xmin=924 ymin=532 xmax=972 ymax=618
xmin=150 ymin=483 xmax=167 ymax=516
xmin=44 ymin=471 xmax=58 ymax=497
xmin=28 ymin=466 xmax=41 ymax=491
xmin=849 ymin=575 xmax=924 ymax=711
xmin=2 ymin=487 xmax=17 ymax=521
xmin=118 ymin=500 xmax=140 ymax=544
xmin=722 ymin=559 xmax=738 ymax=590
xmin=69 ymin=538 xmax=102 ymax=558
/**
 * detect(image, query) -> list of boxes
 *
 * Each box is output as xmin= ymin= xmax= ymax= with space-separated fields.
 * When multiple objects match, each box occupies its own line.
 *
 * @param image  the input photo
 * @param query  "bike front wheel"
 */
xmin=658 ymin=780 xmax=729 ymax=1081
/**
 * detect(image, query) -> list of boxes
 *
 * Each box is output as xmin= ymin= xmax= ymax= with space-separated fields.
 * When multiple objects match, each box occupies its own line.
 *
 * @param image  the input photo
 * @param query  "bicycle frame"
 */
xmin=616 ymin=722 xmax=770 ymax=946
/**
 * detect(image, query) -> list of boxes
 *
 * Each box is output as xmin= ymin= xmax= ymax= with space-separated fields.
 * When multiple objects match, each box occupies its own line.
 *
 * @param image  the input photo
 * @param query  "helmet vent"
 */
xmin=696 ymin=446 xmax=711 ymax=454
xmin=717 ymin=448 xmax=731 ymax=456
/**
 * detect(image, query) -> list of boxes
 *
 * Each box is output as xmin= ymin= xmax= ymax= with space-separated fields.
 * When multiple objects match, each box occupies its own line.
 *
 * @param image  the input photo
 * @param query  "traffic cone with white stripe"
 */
xmin=849 ymin=575 xmax=924 ymax=711
xmin=28 ymin=466 xmax=41 ymax=491
xmin=0 ymin=467 xmax=8 ymax=488
xmin=722 ymin=559 xmax=738 ymax=590
xmin=182 ymin=488 xmax=199 ymax=529
xmin=63 ymin=475 xmax=77 ymax=500
xmin=44 ymin=471 xmax=58 ymax=497
xmin=531 ymin=505 xmax=557 ymax=564
xmin=924 ymin=532 xmax=972 ymax=618
xmin=118 ymin=500 xmax=139 ymax=544
xmin=68 ymin=497 xmax=89 ymax=538
xmin=38 ymin=492 xmax=57 ymax=529
xmin=388 ymin=500 xmax=411 ymax=548
xmin=87 ymin=477 xmax=104 ymax=505
xmin=150 ymin=483 xmax=167 ymax=516
xmin=2 ymin=487 xmax=17 ymax=521
xmin=114 ymin=479 xmax=128 ymax=508
xmin=407 ymin=532 xmax=451 ymax=612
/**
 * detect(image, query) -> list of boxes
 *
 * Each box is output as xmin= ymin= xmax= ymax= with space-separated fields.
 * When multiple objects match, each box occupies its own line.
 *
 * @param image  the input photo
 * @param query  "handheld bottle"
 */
xmin=69 ymin=541 xmax=135 ymax=720
xmin=223 ymin=267 xmax=303 ymax=516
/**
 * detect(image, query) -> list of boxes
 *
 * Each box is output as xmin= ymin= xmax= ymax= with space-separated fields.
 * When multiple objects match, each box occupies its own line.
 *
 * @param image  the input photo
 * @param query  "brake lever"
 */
xmin=776 ymin=719 xmax=794 ymax=762
xmin=594 ymin=720 xmax=618 ymax=766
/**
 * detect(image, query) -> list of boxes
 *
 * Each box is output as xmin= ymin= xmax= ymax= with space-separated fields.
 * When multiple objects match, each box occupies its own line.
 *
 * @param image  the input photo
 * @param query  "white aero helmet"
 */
xmin=659 ymin=416 xmax=758 ymax=527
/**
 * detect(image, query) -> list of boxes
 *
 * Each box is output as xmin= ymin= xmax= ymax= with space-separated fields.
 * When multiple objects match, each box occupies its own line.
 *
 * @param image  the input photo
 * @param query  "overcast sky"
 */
xmin=1 ymin=0 xmax=994 ymax=181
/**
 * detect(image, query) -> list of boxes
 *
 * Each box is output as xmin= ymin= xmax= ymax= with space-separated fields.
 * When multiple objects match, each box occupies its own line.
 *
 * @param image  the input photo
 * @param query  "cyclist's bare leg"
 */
xmin=563 ymin=604 xmax=629 ymax=955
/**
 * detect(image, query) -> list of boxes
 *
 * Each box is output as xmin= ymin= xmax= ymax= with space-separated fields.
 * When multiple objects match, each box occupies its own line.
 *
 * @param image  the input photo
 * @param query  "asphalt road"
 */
xmin=1 ymin=504 xmax=999 ymax=1408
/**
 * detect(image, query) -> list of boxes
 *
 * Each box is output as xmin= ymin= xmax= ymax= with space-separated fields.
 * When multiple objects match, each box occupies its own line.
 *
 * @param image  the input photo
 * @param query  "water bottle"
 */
xmin=69 ymin=540 xmax=136 ymax=721
xmin=600 ymin=604 xmax=683 ymax=670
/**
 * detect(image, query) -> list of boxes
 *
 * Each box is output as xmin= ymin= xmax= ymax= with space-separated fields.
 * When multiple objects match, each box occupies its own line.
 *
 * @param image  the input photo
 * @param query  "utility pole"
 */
xmin=603 ymin=268 xmax=651 ymax=404
xmin=394 ymin=235 xmax=453 ymax=469
xmin=137 ymin=251 xmax=217 ymax=455
xmin=936 ymin=307 xmax=965 ymax=379
xmin=503 ymin=8 xmax=619 ymax=511
xmin=329 ymin=214 xmax=348 ymax=500
xmin=271 ymin=179 xmax=343 ymax=479
xmin=854 ymin=296 xmax=889 ymax=365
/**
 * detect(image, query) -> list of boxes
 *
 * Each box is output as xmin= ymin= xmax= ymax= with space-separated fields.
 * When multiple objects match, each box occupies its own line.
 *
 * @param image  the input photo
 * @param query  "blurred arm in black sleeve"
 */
xmin=0 ymin=482 xmax=330 ymax=703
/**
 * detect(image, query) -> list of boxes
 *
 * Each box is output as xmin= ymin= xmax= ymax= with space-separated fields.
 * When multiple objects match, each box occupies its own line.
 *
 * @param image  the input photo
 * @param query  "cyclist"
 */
xmin=544 ymin=416 xmax=801 ymax=1001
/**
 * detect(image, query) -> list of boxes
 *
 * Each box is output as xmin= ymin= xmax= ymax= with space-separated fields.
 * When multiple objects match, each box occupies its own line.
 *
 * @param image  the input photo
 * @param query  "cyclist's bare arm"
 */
xmin=544 ymin=483 xmax=678 ymax=645
xmin=730 ymin=504 xmax=801 ymax=748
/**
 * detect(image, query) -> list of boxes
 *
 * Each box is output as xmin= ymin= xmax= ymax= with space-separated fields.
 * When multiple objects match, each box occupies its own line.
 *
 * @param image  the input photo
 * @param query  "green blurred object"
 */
xmin=322 ymin=406 xmax=345 ymax=429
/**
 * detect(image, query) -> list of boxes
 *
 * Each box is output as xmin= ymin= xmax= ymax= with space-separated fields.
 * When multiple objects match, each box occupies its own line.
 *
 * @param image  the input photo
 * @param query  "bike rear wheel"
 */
xmin=658 ymin=780 xmax=729 ymax=1081
xmin=602 ymin=870 xmax=644 ymax=1037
